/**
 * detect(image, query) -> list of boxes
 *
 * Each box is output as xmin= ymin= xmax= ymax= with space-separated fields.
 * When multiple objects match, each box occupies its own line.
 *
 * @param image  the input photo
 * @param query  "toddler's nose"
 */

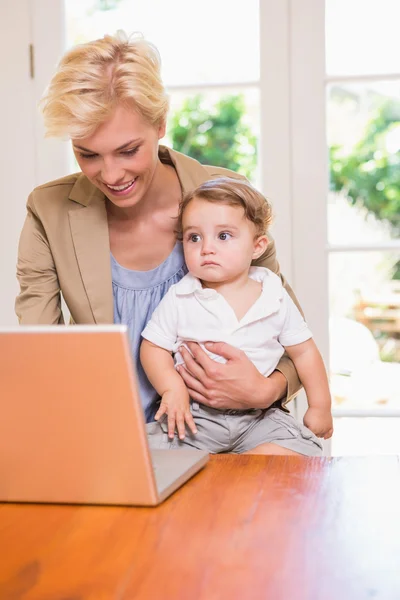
xmin=201 ymin=240 xmax=216 ymax=255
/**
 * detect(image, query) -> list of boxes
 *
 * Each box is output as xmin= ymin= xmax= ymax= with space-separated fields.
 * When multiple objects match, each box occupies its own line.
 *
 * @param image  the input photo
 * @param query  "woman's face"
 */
xmin=72 ymin=104 xmax=165 ymax=208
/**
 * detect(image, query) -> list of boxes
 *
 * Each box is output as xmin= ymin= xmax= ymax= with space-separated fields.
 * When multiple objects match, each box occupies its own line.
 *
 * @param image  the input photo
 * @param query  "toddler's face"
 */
xmin=182 ymin=197 xmax=265 ymax=284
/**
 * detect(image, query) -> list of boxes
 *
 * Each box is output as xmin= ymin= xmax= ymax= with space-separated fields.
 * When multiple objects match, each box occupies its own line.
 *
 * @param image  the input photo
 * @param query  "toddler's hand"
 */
xmin=303 ymin=407 xmax=333 ymax=439
xmin=155 ymin=389 xmax=198 ymax=440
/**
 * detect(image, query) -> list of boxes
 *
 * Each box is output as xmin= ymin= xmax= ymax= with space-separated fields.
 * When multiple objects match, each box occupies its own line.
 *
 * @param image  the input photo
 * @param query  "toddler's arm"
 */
xmin=285 ymin=339 xmax=333 ymax=439
xmin=140 ymin=339 xmax=197 ymax=440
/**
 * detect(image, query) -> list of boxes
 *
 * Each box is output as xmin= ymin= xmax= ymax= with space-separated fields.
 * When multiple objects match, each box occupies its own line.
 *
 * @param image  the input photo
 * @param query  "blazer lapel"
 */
xmin=159 ymin=146 xmax=213 ymax=193
xmin=68 ymin=178 xmax=114 ymax=324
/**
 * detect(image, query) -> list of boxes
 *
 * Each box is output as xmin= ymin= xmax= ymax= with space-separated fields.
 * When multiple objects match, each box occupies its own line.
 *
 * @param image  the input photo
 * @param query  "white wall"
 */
xmin=30 ymin=0 xmax=69 ymax=185
xmin=0 ymin=0 xmax=68 ymax=326
xmin=0 ymin=0 xmax=36 ymax=325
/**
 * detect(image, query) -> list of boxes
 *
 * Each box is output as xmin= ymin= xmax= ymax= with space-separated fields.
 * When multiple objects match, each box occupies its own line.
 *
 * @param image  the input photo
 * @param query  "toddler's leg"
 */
xmin=244 ymin=442 xmax=302 ymax=455
xmin=234 ymin=407 xmax=323 ymax=456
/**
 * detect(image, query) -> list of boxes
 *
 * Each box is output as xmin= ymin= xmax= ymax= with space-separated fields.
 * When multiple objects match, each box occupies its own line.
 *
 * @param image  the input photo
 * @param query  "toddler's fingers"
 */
xmin=167 ymin=414 xmax=176 ymax=439
xmin=176 ymin=414 xmax=186 ymax=440
xmin=185 ymin=412 xmax=198 ymax=435
xmin=155 ymin=404 xmax=167 ymax=421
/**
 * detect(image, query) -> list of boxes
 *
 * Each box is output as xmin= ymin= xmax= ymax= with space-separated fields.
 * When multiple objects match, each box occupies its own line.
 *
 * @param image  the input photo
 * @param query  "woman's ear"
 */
xmin=158 ymin=119 xmax=166 ymax=140
xmin=253 ymin=235 xmax=269 ymax=260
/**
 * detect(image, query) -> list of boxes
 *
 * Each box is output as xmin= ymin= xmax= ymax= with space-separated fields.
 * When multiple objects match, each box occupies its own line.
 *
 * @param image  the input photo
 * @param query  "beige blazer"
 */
xmin=16 ymin=146 xmax=301 ymax=402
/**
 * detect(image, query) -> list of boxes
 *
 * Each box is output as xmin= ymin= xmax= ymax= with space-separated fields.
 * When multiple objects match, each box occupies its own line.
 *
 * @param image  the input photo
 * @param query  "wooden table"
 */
xmin=1 ymin=455 xmax=400 ymax=600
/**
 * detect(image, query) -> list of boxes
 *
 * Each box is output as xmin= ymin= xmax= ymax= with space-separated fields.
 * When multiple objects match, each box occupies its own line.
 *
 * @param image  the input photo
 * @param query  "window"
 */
xmin=326 ymin=0 xmax=400 ymax=454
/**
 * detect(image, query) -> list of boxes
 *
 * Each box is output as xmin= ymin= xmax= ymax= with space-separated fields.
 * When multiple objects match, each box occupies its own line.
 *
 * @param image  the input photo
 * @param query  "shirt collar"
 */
xmin=175 ymin=267 xmax=283 ymax=315
xmin=175 ymin=272 xmax=205 ymax=296
xmin=246 ymin=266 xmax=284 ymax=321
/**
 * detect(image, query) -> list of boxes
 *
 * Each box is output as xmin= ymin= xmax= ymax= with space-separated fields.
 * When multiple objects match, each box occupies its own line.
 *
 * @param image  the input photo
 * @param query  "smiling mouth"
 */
xmin=104 ymin=177 xmax=137 ymax=192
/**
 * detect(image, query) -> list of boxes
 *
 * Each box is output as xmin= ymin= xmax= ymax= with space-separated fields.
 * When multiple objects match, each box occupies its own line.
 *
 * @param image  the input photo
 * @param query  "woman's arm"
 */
xmin=15 ymin=195 xmax=64 ymax=324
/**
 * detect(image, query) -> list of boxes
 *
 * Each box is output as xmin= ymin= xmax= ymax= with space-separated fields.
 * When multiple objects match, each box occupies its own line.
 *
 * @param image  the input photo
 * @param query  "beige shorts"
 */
xmin=146 ymin=402 xmax=323 ymax=456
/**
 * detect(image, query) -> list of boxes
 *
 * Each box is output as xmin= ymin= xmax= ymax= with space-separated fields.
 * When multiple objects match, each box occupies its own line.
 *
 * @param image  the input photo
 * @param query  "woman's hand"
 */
xmin=177 ymin=342 xmax=287 ymax=410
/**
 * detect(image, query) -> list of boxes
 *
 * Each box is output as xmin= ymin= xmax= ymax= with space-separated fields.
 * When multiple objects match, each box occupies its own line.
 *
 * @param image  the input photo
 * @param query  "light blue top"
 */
xmin=111 ymin=242 xmax=188 ymax=423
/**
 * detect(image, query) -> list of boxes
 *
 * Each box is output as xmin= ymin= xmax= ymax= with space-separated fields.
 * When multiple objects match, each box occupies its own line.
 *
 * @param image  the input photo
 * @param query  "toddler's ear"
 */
xmin=253 ymin=235 xmax=268 ymax=259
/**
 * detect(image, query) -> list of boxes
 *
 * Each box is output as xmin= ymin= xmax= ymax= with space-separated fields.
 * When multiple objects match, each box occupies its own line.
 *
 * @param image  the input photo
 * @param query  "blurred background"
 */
xmin=1 ymin=0 xmax=399 ymax=455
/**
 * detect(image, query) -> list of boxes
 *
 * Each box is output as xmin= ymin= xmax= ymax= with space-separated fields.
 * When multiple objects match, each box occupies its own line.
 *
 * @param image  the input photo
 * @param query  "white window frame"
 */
xmin=260 ymin=1 xmax=330 ymax=452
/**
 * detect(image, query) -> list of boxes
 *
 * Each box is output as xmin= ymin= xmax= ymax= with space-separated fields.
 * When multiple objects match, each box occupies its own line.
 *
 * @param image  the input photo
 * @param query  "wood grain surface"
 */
xmin=1 ymin=455 xmax=400 ymax=600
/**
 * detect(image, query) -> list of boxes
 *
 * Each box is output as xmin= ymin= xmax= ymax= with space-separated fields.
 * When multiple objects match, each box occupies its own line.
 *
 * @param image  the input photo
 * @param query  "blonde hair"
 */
xmin=177 ymin=177 xmax=273 ymax=239
xmin=41 ymin=31 xmax=169 ymax=139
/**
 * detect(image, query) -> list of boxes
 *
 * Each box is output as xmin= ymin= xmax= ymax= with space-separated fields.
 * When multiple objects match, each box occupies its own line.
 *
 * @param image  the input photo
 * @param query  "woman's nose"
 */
xmin=100 ymin=160 xmax=125 ymax=185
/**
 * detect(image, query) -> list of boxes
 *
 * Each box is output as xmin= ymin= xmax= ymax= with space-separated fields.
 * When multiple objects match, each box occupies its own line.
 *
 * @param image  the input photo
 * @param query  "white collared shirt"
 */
xmin=141 ymin=267 xmax=312 ymax=377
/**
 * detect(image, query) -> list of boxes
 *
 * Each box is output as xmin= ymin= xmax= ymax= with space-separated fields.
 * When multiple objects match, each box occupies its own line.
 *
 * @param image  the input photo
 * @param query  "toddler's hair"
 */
xmin=177 ymin=177 xmax=273 ymax=240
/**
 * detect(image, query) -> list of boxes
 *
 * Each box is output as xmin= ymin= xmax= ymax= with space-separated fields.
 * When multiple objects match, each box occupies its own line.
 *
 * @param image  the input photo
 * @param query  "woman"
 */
xmin=16 ymin=31 xmax=303 ymax=439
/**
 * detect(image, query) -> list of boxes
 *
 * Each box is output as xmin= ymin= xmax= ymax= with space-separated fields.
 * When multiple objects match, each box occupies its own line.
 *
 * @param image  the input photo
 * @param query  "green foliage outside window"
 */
xmin=169 ymin=94 xmax=257 ymax=181
xmin=330 ymin=100 xmax=400 ymax=235
xmin=330 ymin=100 xmax=400 ymax=279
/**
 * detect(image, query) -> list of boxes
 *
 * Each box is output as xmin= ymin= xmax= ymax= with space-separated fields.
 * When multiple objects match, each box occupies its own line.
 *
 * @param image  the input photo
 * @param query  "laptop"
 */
xmin=0 ymin=325 xmax=209 ymax=506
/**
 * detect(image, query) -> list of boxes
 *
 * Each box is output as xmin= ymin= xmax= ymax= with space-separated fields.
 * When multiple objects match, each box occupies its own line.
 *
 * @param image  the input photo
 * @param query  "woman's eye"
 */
xmin=121 ymin=147 xmax=139 ymax=157
xmin=79 ymin=153 xmax=97 ymax=160
xmin=218 ymin=232 xmax=232 ymax=241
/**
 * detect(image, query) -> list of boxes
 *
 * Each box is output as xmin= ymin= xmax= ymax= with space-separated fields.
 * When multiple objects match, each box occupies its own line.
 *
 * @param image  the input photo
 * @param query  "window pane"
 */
xmin=332 ymin=418 xmax=400 ymax=455
xmin=326 ymin=0 xmax=400 ymax=76
xmin=328 ymin=81 xmax=400 ymax=244
xmin=65 ymin=0 xmax=259 ymax=86
xmin=166 ymin=88 xmax=260 ymax=185
xmin=329 ymin=252 xmax=400 ymax=411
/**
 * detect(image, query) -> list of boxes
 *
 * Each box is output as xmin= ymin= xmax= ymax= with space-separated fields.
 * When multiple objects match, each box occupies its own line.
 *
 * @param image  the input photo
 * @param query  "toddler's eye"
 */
xmin=218 ymin=232 xmax=232 ymax=241
xmin=189 ymin=234 xmax=201 ymax=243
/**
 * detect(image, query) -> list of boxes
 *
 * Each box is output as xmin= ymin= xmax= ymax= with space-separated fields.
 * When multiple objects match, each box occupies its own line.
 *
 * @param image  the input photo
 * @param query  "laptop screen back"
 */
xmin=0 ymin=326 xmax=158 ymax=505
